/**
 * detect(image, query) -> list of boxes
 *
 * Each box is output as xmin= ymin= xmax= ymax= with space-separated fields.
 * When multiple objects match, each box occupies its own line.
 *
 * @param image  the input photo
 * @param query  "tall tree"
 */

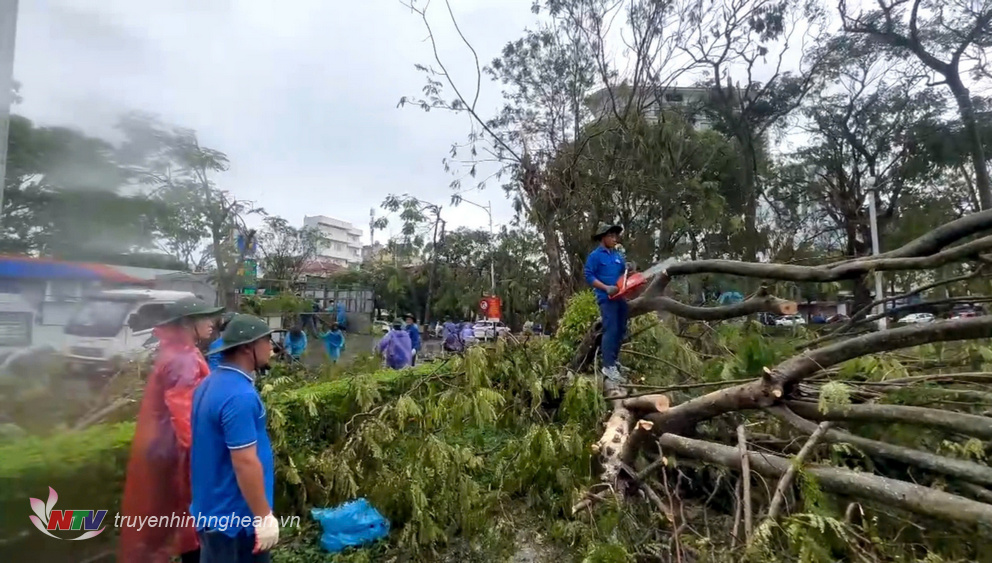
xmin=676 ymin=0 xmax=829 ymax=261
xmin=257 ymin=216 xmax=327 ymax=287
xmin=376 ymin=194 xmax=445 ymax=324
xmin=1 ymin=114 xmax=162 ymax=257
xmin=839 ymin=0 xmax=992 ymax=209
xmin=116 ymin=112 xmax=262 ymax=306
xmin=787 ymin=47 xmax=945 ymax=305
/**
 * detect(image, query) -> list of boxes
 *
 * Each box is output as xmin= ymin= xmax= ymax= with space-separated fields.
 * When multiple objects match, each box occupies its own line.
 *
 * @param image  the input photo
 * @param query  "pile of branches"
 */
xmin=570 ymin=210 xmax=992 ymax=559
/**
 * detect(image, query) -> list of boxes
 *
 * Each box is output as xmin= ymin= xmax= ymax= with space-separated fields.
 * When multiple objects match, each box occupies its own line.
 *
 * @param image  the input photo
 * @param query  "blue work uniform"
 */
xmin=321 ymin=330 xmax=345 ymax=362
xmin=190 ymin=365 xmax=274 ymax=557
xmin=284 ymin=332 xmax=307 ymax=360
xmin=584 ymin=245 xmax=629 ymax=369
xmin=406 ymin=323 xmax=421 ymax=365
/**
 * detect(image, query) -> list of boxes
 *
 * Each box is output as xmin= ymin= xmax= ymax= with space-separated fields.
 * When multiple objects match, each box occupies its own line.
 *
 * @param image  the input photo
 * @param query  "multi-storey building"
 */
xmin=303 ymin=215 xmax=364 ymax=267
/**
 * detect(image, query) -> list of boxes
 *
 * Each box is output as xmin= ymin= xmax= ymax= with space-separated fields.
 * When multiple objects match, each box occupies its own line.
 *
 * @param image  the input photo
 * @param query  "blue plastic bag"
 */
xmin=311 ymin=498 xmax=390 ymax=553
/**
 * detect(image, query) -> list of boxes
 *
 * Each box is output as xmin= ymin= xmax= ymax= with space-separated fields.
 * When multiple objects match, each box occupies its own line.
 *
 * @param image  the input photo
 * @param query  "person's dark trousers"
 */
xmin=598 ymin=296 xmax=629 ymax=368
xmin=181 ymin=549 xmax=201 ymax=563
xmin=198 ymin=529 xmax=271 ymax=563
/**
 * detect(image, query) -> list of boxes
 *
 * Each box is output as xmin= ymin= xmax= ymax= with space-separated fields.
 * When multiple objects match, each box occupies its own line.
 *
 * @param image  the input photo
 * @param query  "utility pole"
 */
xmin=867 ymin=176 xmax=887 ymax=330
xmin=458 ymin=196 xmax=496 ymax=296
xmin=0 ymin=0 xmax=19 ymax=230
xmin=369 ymin=207 xmax=377 ymax=247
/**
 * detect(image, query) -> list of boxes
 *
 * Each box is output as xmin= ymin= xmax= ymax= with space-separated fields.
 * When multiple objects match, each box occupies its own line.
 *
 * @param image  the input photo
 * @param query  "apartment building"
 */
xmin=586 ymin=86 xmax=715 ymax=129
xmin=303 ymin=215 xmax=364 ymax=267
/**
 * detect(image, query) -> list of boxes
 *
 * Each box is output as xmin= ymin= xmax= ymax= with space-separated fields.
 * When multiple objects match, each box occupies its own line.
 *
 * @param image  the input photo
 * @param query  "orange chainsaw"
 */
xmin=610 ymin=258 xmax=678 ymax=301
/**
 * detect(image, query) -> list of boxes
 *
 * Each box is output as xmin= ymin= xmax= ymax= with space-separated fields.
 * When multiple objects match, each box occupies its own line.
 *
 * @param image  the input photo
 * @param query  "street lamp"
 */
xmin=866 ymin=175 xmax=887 ymax=330
xmin=454 ymin=196 xmax=496 ymax=296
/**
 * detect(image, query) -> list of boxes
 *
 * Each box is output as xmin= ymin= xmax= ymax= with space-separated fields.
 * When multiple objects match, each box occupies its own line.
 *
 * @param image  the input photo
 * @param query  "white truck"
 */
xmin=62 ymin=289 xmax=197 ymax=374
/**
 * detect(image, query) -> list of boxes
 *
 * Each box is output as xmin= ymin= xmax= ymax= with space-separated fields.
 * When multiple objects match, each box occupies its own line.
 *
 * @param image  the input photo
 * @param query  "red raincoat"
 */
xmin=118 ymin=325 xmax=211 ymax=562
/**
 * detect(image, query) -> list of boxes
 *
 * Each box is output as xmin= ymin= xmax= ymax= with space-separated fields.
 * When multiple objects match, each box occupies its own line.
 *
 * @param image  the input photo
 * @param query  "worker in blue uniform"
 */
xmin=583 ymin=223 xmax=628 ymax=383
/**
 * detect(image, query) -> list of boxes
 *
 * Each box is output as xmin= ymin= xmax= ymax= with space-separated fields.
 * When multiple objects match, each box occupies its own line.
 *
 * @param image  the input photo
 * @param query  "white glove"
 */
xmin=254 ymin=512 xmax=279 ymax=553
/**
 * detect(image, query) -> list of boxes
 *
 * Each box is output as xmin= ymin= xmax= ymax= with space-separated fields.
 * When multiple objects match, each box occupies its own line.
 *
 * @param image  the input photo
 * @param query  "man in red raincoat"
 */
xmin=118 ymin=297 xmax=223 ymax=563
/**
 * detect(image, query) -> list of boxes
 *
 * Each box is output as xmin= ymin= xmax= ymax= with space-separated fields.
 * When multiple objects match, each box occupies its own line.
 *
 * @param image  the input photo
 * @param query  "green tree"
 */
xmin=1 ymin=114 xmax=162 ymax=257
xmin=840 ymin=0 xmax=992 ymax=209
xmin=116 ymin=112 xmax=263 ymax=306
xmin=257 ymin=216 xmax=328 ymax=288
xmin=676 ymin=0 xmax=830 ymax=261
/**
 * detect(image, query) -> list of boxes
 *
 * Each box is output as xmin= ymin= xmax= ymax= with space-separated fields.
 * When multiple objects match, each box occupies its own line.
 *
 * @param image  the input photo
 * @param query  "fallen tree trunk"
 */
xmin=785 ymin=400 xmax=992 ymax=440
xmin=644 ymin=317 xmax=992 ymax=436
xmin=591 ymin=379 xmax=636 ymax=497
xmin=659 ymin=433 xmax=992 ymax=527
xmin=771 ymin=406 xmax=992 ymax=487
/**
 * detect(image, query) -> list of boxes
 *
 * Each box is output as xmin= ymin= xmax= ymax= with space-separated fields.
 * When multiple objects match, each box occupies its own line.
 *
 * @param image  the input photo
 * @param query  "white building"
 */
xmin=303 ymin=215 xmax=364 ymax=267
xmin=587 ymin=86 xmax=715 ymax=130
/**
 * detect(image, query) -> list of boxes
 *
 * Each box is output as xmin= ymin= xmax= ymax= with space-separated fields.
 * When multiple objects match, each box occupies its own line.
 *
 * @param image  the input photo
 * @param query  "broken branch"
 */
xmin=773 ymin=406 xmax=992 ymax=487
xmin=737 ymin=425 xmax=753 ymax=540
xmin=765 ymin=420 xmax=832 ymax=522
xmin=660 ymin=433 xmax=992 ymax=526
xmin=786 ymin=400 xmax=992 ymax=440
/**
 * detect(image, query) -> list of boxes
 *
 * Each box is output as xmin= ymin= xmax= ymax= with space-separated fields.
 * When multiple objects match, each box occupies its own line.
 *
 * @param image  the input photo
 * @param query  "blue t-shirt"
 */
xmin=406 ymin=323 xmax=421 ymax=351
xmin=206 ymin=337 xmax=224 ymax=371
xmin=190 ymin=365 xmax=274 ymax=537
xmin=584 ymin=245 xmax=626 ymax=301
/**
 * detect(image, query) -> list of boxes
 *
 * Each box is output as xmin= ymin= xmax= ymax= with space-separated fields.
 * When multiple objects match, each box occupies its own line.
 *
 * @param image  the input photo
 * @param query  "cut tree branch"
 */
xmin=646 ymin=316 xmax=992 ymax=435
xmin=737 ymin=425 xmax=753 ymax=540
xmin=786 ymin=400 xmax=992 ymax=440
xmin=660 ymin=433 xmax=992 ymax=526
xmin=772 ymin=406 xmax=992 ymax=487
xmin=765 ymin=420 xmax=831 ymax=522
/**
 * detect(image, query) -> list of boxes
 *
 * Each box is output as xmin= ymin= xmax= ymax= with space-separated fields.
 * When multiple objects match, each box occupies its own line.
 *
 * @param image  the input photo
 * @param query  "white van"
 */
xmin=63 ymin=289 xmax=197 ymax=373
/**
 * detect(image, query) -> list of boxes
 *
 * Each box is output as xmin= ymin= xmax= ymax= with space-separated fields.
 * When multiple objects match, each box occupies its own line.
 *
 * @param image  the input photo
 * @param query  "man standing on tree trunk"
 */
xmin=584 ymin=223 xmax=628 ymax=384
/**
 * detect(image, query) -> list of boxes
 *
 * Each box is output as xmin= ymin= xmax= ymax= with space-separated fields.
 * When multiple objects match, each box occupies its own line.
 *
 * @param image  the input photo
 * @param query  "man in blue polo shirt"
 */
xmin=191 ymin=314 xmax=279 ymax=563
xmin=584 ymin=223 xmax=629 ymax=384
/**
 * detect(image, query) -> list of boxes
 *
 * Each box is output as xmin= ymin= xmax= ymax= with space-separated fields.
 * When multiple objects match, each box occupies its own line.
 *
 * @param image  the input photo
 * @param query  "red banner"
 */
xmin=479 ymin=296 xmax=502 ymax=320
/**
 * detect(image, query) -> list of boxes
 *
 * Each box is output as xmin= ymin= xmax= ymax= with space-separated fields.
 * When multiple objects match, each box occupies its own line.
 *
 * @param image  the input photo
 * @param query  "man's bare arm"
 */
xmin=230 ymin=445 xmax=271 ymax=517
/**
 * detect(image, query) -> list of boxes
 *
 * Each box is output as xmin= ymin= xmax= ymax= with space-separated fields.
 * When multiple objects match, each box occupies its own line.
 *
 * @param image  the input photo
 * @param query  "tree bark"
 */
xmin=772 ymin=406 xmax=992 ymax=486
xmin=646 ymin=317 xmax=992 ymax=435
xmin=948 ymin=76 xmax=992 ymax=210
xmin=659 ymin=433 xmax=992 ymax=527
xmin=785 ymin=400 xmax=992 ymax=440
xmin=736 ymin=425 xmax=753 ymax=539
xmin=765 ymin=421 xmax=832 ymax=522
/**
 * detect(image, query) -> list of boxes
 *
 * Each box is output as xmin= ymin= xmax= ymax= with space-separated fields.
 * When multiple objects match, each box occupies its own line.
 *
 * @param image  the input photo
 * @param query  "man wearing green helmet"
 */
xmin=190 ymin=314 xmax=280 ymax=562
xmin=119 ymin=297 xmax=223 ymax=563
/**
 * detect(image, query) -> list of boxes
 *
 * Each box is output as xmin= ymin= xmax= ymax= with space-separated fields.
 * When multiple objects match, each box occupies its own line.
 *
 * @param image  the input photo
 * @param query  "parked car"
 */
xmin=774 ymin=315 xmax=807 ymax=327
xmin=825 ymin=314 xmax=850 ymax=324
xmin=899 ymin=312 xmax=935 ymax=324
xmin=372 ymin=320 xmax=391 ymax=334
xmin=950 ymin=309 xmax=980 ymax=320
xmin=473 ymin=320 xmax=511 ymax=340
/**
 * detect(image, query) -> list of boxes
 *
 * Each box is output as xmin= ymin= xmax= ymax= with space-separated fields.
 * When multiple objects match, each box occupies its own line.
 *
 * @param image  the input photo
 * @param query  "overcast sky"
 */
xmin=13 ymin=0 xmax=534 ymax=242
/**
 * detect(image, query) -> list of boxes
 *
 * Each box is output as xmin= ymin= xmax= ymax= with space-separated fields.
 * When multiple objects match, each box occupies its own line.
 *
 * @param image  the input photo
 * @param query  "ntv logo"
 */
xmin=29 ymin=487 xmax=107 ymax=540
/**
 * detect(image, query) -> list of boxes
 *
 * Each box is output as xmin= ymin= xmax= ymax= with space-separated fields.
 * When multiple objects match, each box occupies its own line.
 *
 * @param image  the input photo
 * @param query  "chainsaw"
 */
xmin=610 ymin=257 xmax=678 ymax=301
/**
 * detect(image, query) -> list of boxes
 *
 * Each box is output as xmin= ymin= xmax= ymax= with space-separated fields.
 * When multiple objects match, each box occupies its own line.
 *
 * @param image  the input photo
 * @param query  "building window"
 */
xmin=44 ymin=280 xmax=83 ymax=302
xmin=0 ymin=279 xmax=20 ymax=294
